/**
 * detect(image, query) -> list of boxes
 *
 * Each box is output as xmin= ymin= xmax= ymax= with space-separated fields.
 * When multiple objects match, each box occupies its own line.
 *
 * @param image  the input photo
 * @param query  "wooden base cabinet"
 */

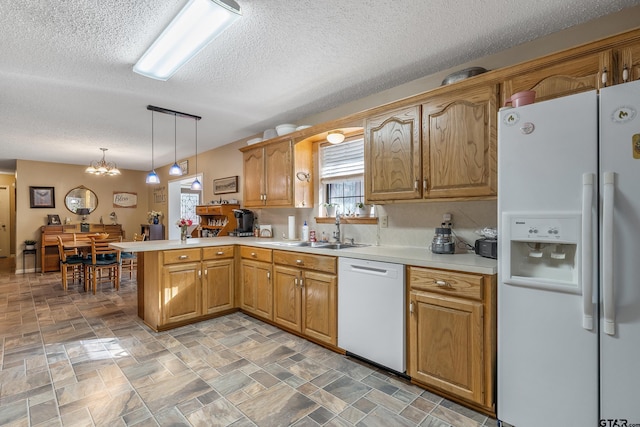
xmin=142 ymin=246 xmax=235 ymax=331
xmin=407 ymin=266 xmax=496 ymax=416
xmin=202 ymin=247 xmax=235 ymax=314
xmin=162 ymin=261 xmax=201 ymax=325
xmin=239 ymin=246 xmax=273 ymax=320
xmin=273 ymin=250 xmax=337 ymax=346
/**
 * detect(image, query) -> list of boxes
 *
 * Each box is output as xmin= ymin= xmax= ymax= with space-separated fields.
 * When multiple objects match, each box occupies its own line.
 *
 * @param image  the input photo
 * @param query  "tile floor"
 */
xmin=0 ymin=263 xmax=498 ymax=427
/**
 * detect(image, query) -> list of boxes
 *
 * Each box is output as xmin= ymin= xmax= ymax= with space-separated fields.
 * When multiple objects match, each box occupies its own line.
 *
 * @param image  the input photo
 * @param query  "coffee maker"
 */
xmin=233 ymin=209 xmax=255 ymax=236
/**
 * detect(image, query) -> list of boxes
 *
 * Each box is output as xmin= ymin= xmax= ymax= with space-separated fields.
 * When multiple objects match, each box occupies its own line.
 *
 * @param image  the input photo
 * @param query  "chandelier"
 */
xmin=85 ymin=148 xmax=121 ymax=176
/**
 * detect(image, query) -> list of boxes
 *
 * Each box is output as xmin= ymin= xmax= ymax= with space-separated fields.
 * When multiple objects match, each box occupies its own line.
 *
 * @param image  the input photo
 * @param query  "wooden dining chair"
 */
xmin=56 ymin=236 xmax=84 ymax=290
xmin=121 ymin=233 xmax=145 ymax=279
xmin=83 ymin=238 xmax=121 ymax=294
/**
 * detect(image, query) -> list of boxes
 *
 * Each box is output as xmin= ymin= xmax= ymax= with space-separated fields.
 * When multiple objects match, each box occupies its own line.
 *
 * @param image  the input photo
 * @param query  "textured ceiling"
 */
xmin=1 ymin=0 xmax=639 ymax=173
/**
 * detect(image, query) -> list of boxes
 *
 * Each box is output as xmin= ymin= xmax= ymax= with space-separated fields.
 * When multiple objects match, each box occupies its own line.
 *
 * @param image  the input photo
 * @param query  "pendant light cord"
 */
xmin=195 ymin=119 xmax=198 ymax=174
xmin=174 ymin=113 xmax=177 ymax=163
xmin=151 ymin=111 xmax=155 ymax=170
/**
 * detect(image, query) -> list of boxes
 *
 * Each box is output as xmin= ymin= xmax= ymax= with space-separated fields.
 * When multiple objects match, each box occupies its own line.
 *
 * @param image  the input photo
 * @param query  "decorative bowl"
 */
xmin=276 ymin=124 xmax=297 ymax=136
xmin=263 ymin=128 xmax=277 ymax=139
xmin=247 ymin=137 xmax=263 ymax=145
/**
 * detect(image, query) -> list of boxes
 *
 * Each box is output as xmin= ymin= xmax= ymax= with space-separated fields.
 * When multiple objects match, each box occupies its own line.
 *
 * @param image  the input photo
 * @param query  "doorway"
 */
xmin=0 ymin=185 xmax=10 ymax=258
xmin=167 ymin=174 xmax=202 ymax=240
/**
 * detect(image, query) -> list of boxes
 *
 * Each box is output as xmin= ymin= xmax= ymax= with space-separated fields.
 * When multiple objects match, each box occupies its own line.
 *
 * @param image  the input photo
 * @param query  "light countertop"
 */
xmin=111 ymin=237 xmax=497 ymax=275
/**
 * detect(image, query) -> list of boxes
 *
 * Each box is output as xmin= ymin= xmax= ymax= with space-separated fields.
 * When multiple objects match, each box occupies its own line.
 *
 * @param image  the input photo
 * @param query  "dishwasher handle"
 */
xmin=346 ymin=263 xmax=398 ymax=278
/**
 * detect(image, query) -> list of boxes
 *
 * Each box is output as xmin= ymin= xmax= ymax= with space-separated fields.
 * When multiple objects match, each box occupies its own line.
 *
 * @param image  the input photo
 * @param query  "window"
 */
xmin=180 ymin=191 xmax=200 ymax=224
xmin=320 ymin=137 xmax=364 ymax=215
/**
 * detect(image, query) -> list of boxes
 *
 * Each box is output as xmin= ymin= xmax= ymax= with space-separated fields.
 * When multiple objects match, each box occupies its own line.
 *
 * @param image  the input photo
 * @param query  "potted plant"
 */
xmin=355 ymin=202 xmax=368 ymax=216
xmin=323 ymin=203 xmax=337 ymax=217
xmin=24 ymin=240 xmax=36 ymax=250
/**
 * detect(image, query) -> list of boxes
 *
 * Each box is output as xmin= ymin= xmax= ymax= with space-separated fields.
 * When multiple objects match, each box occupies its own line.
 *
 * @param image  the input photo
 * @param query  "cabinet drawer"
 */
xmin=273 ymin=250 xmax=336 ymax=274
xmin=409 ymin=267 xmax=483 ymax=300
xmin=163 ymin=248 xmax=202 ymax=265
xmin=196 ymin=205 xmax=223 ymax=215
xmin=202 ymin=246 xmax=234 ymax=260
xmin=240 ymin=246 xmax=272 ymax=263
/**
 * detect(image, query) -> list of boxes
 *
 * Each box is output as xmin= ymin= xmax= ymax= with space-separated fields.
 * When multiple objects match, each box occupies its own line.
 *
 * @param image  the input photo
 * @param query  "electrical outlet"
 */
xmin=380 ymin=215 xmax=388 ymax=228
xmin=443 ymin=213 xmax=452 ymax=222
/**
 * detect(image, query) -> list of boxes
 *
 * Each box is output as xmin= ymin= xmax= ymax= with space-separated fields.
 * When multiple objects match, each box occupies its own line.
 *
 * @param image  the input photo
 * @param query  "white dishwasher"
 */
xmin=338 ymin=257 xmax=406 ymax=374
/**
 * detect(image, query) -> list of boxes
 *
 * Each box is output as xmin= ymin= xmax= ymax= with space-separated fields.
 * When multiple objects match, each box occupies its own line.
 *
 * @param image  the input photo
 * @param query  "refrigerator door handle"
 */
xmin=581 ymin=173 xmax=594 ymax=330
xmin=603 ymin=172 xmax=616 ymax=335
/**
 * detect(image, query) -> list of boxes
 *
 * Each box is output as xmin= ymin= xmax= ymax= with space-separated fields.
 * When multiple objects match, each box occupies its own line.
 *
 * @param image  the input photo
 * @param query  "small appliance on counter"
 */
xmin=474 ymin=227 xmax=498 ymax=259
xmin=475 ymin=238 xmax=497 ymax=259
xmin=431 ymin=224 xmax=455 ymax=254
xmin=232 ymin=209 xmax=255 ymax=237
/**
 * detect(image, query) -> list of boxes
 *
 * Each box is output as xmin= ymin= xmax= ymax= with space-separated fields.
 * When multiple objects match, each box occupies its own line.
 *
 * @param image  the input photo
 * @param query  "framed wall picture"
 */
xmin=47 ymin=214 xmax=61 ymax=225
xmin=179 ymin=160 xmax=188 ymax=175
xmin=113 ymin=191 xmax=137 ymax=208
xmin=213 ymin=176 xmax=238 ymax=194
xmin=30 ymin=186 xmax=55 ymax=208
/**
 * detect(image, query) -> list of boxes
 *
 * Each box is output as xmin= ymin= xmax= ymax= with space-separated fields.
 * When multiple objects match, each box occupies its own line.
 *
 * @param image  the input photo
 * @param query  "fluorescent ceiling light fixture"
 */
xmin=134 ymin=0 xmax=242 ymax=81
xmin=327 ymin=131 xmax=345 ymax=144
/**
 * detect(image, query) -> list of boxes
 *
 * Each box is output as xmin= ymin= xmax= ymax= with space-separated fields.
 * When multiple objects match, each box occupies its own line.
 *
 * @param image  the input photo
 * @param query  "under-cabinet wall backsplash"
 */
xmin=251 ymin=200 xmax=497 ymax=253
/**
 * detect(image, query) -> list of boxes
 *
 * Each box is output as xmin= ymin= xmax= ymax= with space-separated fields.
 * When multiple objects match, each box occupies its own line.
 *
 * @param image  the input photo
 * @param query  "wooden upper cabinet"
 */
xmin=365 ymin=105 xmax=421 ymax=201
xmin=422 ymin=84 xmax=498 ymax=199
xmin=264 ymin=139 xmax=293 ymax=206
xmin=242 ymin=139 xmax=312 ymax=208
xmin=615 ymin=42 xmax=640 ymax=83
xmin=243 ymin=146 xmax=265 ymax=207
xmin=503 ymin=51 xmax=611 ymax=103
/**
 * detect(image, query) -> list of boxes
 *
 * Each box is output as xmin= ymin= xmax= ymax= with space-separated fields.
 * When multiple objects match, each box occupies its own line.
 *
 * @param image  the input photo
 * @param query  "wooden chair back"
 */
xmin=133 ymin=233 xmax=146 ymax=242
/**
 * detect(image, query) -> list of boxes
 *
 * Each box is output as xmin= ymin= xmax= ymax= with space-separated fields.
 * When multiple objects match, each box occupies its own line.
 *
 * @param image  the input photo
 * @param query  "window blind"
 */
xmin=320 ymin=138 xmax=364 ymax=184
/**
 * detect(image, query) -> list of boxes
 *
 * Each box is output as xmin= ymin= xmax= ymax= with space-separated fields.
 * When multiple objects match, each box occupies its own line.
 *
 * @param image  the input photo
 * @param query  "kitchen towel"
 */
xmin=288 ymin=216 xmax=296 ymax=240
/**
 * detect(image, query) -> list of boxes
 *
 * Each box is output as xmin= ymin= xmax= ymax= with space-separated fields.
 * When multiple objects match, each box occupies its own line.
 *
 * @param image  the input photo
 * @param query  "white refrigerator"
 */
xmin=497 ymin=80 xmax=640 ymax=426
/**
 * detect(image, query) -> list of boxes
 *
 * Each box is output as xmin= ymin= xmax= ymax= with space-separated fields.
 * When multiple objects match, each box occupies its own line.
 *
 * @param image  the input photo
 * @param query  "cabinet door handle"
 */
xmin=423 ymin=179 xmax=428 ymax=192
xmin=414 ymin=180 xmax=419 ymax=191
xmin=198 ymin=270 xmax=201 ymax=278
xmin=623 ymin=64 xmax=629 ymax=82
xmin=204 ymin=269 xmax=208 ymax=276
xmin=601 ymin=67 xmax=608 ymax=87
xmin=434 ymin=279 xmax=451 ymax=288
xmin=410 ymin=300 xmax=414 ymax=315
xmin=267 ymin=271 xmax=271 ymax=281
xmin=216 ymin=251 xmax=224 ymax=255
xmin=299 ymin=277 xmax=304 ymax=288
xmin=294 ymin=277 xmax=298 ymax=286
xmin=179 ymin=255 xmax=189 ymax=260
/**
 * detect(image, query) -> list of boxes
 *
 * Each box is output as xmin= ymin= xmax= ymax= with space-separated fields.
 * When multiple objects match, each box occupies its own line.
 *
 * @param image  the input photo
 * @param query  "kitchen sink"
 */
xmin=263 ymin=241 xmax=312 ymax=247
xmin=313 ymin=242 xmax=369 ymax=250
xmin=264 ymin=241 xmax=368 ymax=250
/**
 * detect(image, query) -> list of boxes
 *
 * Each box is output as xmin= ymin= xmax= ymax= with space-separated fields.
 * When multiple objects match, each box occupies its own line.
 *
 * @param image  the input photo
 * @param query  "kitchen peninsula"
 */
xmin=112 ymin=236 xmax=496 ymax=329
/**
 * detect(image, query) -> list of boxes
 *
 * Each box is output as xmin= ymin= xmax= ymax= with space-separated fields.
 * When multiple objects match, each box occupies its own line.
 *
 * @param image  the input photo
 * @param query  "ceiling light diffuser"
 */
xmin=133 ymin=0 xmax=242 ymax=81
xmin=327 ymin=131 xmax=345 ymax=144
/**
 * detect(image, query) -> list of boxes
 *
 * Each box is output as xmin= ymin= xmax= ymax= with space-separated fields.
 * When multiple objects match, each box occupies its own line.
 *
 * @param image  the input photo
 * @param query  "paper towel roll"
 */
xmin=288 ymin=216 xmax=296 ymax=240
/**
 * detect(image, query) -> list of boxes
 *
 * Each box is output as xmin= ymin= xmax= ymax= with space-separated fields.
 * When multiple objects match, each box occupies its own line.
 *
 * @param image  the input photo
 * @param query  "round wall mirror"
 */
xmin=64 ymin=185 xmax=98 ymax=214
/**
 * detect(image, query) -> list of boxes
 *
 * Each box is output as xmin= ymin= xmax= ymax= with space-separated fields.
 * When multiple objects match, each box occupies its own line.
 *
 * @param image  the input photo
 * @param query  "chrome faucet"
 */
xmin=333 ymin=212 xmax=341 ymax=243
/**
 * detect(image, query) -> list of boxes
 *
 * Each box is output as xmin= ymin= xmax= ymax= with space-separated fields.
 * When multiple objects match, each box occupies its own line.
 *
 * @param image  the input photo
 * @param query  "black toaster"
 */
xmin=475 ymin=238 xmax=497 ymax=259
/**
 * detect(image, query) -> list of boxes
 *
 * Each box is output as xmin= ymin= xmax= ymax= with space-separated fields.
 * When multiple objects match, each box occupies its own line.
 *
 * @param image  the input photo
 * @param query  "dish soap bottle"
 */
xmin=302 ymin=220 xmax=309 ymax=241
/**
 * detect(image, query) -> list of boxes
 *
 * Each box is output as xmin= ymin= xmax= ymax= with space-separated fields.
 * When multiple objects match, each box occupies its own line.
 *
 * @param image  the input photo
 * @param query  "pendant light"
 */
xmin=146 ymin=110 xmax=160 ymax=184
xmin=169 ymin=113 xmax=182 ymax=176
xmin=191 ymin=118 xmax=202 ymax=190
